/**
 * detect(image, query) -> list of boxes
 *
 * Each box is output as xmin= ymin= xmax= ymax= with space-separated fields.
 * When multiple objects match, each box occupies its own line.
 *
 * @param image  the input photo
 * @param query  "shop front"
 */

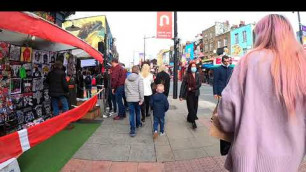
xmin=0 ymin=12 xmax=103 ymax=166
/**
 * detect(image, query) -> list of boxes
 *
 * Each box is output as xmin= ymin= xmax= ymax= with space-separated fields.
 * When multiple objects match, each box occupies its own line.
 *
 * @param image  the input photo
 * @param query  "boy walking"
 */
xmin=150 ymin=84 xmax=169 ymax=140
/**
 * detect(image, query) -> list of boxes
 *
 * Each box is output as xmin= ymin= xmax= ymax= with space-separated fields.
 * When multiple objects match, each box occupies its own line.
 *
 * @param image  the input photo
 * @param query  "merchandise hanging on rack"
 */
xmin=32 ymin=64 xmax=42 ymax=78
xmin=21 ymin=47 xmax=32 ymax=63
xmin=49 ymin=52 xmax=57 ymax=64
xmin=9 ymin=45 xmax=20 ymax=62
xmin=32 ymin=78 xmax=43 ymax=92
xmin=42 ymin=51 xmax=50 ymax=64
xmin=10 ymin=78 xmax=22 ymax=95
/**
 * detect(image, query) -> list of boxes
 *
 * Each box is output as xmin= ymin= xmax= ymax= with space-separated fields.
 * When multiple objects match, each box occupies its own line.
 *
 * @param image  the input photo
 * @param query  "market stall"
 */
xmin=0 ymin=12 xmax=103 ymax=166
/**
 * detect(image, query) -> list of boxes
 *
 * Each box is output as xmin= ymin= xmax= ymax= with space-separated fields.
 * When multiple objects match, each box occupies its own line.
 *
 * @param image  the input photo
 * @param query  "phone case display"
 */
xmin=21 ymin=47 xmax=32 ymax=62
xmin=9 ymin=45 xmax=21 ymax=61
xmin=0 ymin=42 xmax=10 ymax=60
xmin=33 ymin=78 xmax=43 ymax=92
xmin=42 ymin=64 xmax=50 ymax=77
xmin=10 ymin=78 xmax=22 ymax=95
xmin=32 ymin=64 xmax=42 ymax=78
xmin=43 ymin=101 xmax=52 ymax=119
xmin=22 ymin=63 xmax=32 ymax=78
xmin=33 ymin=91 xmax=43 ymax=105
xmin=22 ymin=107 xmax=35 ymax=123
xmin=67 ymin=55 xmax=76 ymax=76
xmin=10 ymin=62 xmax=21 ymax=78
xmin=33 ymin=104 xmax=43 ymax=118
xmin=32 ymin=50 xmax=43 ymax=64
xmin=42 ymin=51 xmax=50 ymax=64
xmin=11 ymin=94 xmax=24 ymax=110
xmin=43 ymin=89 xmax=50 ymax=102
xmin=22 ymin=78 xmax=32 ymax=93
xmin=50 ymin=52 xmax=57 ymax=63
xmin=23 ymin=93 xmax=34 ymax=107
xmin=15 ymin=110 xmax=25 ymax=125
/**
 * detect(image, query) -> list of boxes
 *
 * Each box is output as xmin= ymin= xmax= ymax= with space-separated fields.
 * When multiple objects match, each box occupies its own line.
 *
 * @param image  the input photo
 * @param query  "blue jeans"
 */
xmin=128 ymin=102 xmax=141 ymax=133
xmin=153 ymin=115 xmax=165 ymax=133
xmin=51 ymin=96 xmax=69 ymax=116
xmin=111 ymin=90 xmax=117 ymax=113
xmin=115 ymin=86 xmax=125 ymax=117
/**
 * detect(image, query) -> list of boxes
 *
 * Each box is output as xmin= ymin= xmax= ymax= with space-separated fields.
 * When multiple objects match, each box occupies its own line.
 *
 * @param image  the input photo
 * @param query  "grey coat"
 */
xmin=124 ymin=73 xmax=144 ymax=102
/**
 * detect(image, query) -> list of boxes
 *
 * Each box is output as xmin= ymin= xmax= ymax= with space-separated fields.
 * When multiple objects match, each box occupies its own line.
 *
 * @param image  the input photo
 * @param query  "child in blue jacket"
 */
xmin=150 ymin=84 xmax=169 ymax=140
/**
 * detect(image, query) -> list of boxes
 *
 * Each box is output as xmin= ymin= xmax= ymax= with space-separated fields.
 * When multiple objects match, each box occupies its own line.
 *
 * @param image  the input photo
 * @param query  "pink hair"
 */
xmin=239 ymin=14 xmax=306 ymax=116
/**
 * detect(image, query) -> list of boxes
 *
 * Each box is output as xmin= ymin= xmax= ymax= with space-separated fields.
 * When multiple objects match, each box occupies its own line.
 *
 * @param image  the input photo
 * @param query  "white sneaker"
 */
xmin=160 ymin=132 xmax=165 ymax=136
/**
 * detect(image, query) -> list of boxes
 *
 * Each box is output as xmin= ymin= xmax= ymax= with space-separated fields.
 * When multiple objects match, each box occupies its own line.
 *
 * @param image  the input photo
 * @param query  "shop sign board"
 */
xmin=157 ymin=12 xmax=172 ymax=39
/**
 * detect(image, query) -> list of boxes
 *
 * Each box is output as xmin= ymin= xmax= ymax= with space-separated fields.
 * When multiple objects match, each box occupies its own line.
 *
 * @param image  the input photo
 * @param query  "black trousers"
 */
xmin=186 ymin=92 xmax=199 ymax=123
xmin=220 ymin=140 xmax=231 ymax=155
xmin=141 ymin=96 xmax=151 ymax=120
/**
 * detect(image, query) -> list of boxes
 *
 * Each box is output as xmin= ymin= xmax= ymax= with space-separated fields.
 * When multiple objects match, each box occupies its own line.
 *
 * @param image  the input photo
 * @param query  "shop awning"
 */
xmin=0 ymin=12 xmax=103 ymax=63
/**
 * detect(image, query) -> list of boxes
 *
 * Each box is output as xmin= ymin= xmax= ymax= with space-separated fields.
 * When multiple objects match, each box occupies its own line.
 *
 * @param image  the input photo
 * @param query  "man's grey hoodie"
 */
xmin=124 ymin=73 xmax=144 ymax=102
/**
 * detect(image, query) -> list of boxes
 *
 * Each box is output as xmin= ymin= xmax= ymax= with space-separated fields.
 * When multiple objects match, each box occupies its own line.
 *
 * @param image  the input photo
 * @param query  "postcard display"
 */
xmin=0 ymin=42 xmax=56 ymax=135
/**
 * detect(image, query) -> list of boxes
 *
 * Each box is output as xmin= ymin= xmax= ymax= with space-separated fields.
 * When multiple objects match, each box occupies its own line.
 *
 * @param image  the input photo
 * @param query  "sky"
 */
xmin=67 ymin=12 xmax=306 ymax=67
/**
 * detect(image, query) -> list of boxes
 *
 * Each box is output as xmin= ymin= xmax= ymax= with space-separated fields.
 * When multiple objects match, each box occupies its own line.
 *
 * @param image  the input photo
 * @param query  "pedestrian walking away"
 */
xmin=179 ymin=62 xmax=201 ymax=129
xmin=154 ymin=65 xmax=170 ymax=97
xmin=124 ymin=65 xmax=144 ymax=137
xmin=84 ymin=71 xmax=92 ymax=98
xmin=111 ymin=58 xmax=127 ymax=120
xmin=140 ymin=64 xmax=154 ymax=123
xmin=213 ymin=55 xmax=233 ymax=156
xmin=45 ymin=60 xmax=69 ymax=116
xmin=217 ymin=14 xmax=306 ymax=172
xmin=150 ymin=84 xmax=169 ymax=140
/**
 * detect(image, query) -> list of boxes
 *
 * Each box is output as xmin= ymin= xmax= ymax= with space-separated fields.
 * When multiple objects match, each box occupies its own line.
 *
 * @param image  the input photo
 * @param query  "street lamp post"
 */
xmin=297 ymin=11 xmax=303 ymax=44
xmin=144 ymin=36 xmax=155 ymax=62
xmin=173 ymin=11 xmax=178 ymax=99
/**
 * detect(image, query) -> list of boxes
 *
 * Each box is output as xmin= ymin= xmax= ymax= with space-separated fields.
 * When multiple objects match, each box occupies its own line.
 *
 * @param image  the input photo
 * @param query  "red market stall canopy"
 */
xmin=0 ymin=12 xmax=103 ymax=63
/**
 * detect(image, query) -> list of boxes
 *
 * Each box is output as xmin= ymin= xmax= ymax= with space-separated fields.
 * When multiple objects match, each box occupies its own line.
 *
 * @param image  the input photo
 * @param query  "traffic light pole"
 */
xmin=173 ymin=11 xmax=178 ymax=99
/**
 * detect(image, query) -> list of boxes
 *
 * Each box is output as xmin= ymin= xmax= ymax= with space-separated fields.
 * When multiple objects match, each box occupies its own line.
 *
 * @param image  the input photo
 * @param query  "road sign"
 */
xmin=157 ymin=12 xmax=172 ymax=39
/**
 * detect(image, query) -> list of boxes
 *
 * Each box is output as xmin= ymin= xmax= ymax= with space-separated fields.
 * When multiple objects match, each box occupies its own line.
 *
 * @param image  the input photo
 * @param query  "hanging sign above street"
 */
xmin=157 ymin=12 xmax=173 ymax=39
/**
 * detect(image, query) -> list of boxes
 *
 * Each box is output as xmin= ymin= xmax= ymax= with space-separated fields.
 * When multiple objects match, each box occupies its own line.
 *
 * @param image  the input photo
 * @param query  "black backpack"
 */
xmin=85 ymin=76 xmax=91 ymax=85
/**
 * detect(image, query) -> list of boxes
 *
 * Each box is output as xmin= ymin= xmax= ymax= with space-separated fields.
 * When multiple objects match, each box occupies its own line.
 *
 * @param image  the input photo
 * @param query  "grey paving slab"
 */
xmin=128 ymin=143 xmax=156 ymax=162
xmin=173 ymin=148 xmax=209 ymax=161
xmin=73 ymin=143 xmax=101 ymax=160
xmin=165 ymin=124 xmax=195 ymax=140
xmin=202 ymin=145 xmax=221 ymax=157
xmin=156 ymin=145 xmax=175 ymax=162
xmin=96 ymin=144 xmax=131 ymax=161
xmin=168 ymin=137 xmax=204 ymax=151
xmin=154 ymin=134 xmax=170 ymax=146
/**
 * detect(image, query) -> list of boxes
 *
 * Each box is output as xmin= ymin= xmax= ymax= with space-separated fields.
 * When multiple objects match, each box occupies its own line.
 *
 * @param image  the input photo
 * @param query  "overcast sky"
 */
xmin=68 ymin=12 xmax=306 ymax=67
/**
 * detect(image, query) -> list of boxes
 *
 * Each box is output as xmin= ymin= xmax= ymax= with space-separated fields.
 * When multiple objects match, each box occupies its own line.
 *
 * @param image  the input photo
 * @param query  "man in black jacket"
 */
xmin=46 ymin=61 xmax=69 ymax=116
xmin=155 ymin=65 xmax=170 ymax=97
xmin=212 ymin=55 xmax=233 ymax=156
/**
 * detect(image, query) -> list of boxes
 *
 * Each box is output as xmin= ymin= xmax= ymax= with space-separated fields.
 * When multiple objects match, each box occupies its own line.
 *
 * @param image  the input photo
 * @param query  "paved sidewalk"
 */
xmin=62 ymin=84 xmax=306 ymax=172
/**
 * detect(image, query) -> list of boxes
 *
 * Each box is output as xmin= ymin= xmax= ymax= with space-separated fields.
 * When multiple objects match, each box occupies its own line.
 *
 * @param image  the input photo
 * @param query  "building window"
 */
xmin=235 ymin=33 xmax=239 ymax=44
xmin=243 ymin=31 xmax=247 ymax=42
xmin=205 ymin=44 xmax=208 ymax=52
xmin=218 ymin=40 xmax=222 ymax=48
xmin=210 ymin=44 xmax=213 ymax=51
xmin=224 ymin=39 xmax=228 ymax=47
xmin=210 ymin=32 xmax=213 ymax=39
xmin=243 ymin=48 xmax=247 ymax=54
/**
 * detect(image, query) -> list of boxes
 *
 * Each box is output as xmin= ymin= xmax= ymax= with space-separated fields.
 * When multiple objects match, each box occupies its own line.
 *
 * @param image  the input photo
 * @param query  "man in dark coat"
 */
xmin=154 ymin=65 xmax=170 ymax=97
xmin=46 ymin=61 xmax=69 ymax=116
xmin=212 ymin=55 xmax=233 ymax=156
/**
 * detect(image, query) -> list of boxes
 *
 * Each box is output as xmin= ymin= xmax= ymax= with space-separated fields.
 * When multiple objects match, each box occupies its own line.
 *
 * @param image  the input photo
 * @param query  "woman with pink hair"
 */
xmin=217 ymin=14 xmax=306 ymax=171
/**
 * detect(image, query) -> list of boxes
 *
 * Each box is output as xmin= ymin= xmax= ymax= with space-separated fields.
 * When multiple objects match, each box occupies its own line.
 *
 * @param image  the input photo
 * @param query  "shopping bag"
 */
xmin=209 ymin=101 xmax=233 ymax=142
